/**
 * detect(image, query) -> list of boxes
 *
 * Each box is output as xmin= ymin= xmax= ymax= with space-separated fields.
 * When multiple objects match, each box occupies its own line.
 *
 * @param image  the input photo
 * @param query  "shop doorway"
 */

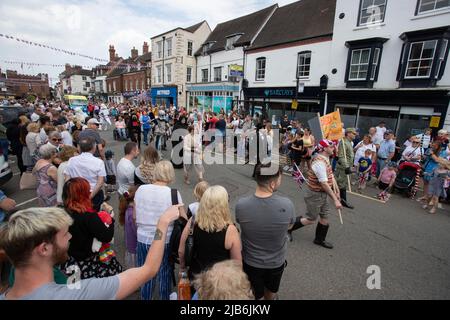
xmin=357 ymin=106 xmax=399 ymax=136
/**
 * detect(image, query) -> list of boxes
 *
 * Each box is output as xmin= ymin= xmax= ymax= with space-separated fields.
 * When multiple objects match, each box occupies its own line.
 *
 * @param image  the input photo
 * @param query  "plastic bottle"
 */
xmin=178 ymin=271 xmax=191 ymax=300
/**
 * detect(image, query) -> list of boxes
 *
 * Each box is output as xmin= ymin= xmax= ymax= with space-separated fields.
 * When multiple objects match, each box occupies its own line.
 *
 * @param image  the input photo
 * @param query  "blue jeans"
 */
xmin=137 ymin=242 xmax=172 ymax=300
xmin=118 ymin=128 xmax=127 ymax=140
xmin=377 ymin=158 xmax=388 ymax=177
xmin=143 ymin=128 xmax=150 ymax=145
xmin=0 ymin=139 xmax=9 ymax=161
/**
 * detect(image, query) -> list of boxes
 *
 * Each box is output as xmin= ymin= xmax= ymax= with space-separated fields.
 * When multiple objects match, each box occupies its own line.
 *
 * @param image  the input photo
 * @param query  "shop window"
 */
xmin=338 ymin=106 xmax=358 ymax=128
xmin=397 ymin=113 xmax=432 ymax=145
xmin=357 ymin=108 xmax=399 ymax=136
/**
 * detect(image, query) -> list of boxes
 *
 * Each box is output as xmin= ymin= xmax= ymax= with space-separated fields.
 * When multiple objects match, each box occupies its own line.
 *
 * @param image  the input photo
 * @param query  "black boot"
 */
xmin=314 ymin=223 xmax=333 ymax=249
xmin=287 ymin=216 xmax=305 ymax=242
xmin=340 ymin=189 xmax=354 ymax=209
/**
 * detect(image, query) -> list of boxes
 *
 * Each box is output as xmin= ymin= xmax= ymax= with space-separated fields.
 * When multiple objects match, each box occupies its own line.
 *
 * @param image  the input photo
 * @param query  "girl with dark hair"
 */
xmin=61 ymin=177 xmax=122 ymax=279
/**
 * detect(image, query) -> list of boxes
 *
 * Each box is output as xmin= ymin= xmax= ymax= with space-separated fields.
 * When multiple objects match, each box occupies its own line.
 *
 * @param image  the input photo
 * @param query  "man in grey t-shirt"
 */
xmin=236 ymin=165 xmax=302 ymax=300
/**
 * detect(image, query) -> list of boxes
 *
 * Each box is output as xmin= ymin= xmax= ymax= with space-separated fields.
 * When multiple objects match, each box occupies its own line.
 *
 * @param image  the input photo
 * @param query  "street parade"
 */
xmin=0 ymin=0 xmax=449 ymax=303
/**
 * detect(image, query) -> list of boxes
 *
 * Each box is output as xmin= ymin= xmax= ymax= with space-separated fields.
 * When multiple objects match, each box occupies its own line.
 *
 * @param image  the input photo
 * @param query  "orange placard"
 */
xmin=320 ymin=111 xmax=344 ymax=141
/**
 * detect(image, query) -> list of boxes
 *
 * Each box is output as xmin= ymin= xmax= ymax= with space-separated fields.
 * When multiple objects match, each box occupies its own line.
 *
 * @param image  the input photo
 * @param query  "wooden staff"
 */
xmin=341 ymin=137 xmax=353 ymax=194
xmin=332 ymin=175 xmax=344 ymax=225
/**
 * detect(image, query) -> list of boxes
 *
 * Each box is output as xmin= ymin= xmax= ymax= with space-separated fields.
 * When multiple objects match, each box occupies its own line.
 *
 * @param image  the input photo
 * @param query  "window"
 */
xmin=85 ymin=82 xmax=90 ymax=87
xmin=82 ymin=76 xmax=87 ymax=80
xmin=202 ymin=69 xmax=209 ymax=82
xmin=225 ymin=34 xmax=242 ymax=50
xmin=417 ymin=0 xmax=450 ymax=14
xmin=187 ymin=67 xmax=192 ymax=82
xmin=166 ymin=63 xmax=172 ymax=82
xmin=405 ymin=40 xmax=438 ymax=78
xmin=349 ymin=49 xmax=371 ymax=80
xmin=436 ymin=39 xmax=448 ymax=78
xmin=188 ymin=41 xmax=193 ymax=56
xmin=214 ymin=67 xmax=222 ymax=82
xmin=157 ymin=66 xmax=162 ymax=83
xmin=256 ymin=57 xmax=266 ymax=81
xmin=370 ymin=48 xmax=381 ymax=80
xmin=166 ymin=38 xmax=172 ymax=57
xmin=202 ymin=42 xmax=214 ymax=56
xmin=157 ymin=41 xmax=162 ymax=59
xmin=358 ymin=0 xmax=387 ymax=26
xmin=297 ymin=51 xmax=311 ymax=79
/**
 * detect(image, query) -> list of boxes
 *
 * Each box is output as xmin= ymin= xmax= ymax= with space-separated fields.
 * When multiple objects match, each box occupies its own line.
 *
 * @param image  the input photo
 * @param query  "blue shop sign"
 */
xmin=151 ymin=87 xmax=177 ymax=98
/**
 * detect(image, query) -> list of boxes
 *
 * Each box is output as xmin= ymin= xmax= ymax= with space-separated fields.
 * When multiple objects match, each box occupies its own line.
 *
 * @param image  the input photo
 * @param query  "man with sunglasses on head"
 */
xmin=78 ymin=118 xmax=105 ymax=160
xmin=45 ymin=131 xmax=63 ymax=166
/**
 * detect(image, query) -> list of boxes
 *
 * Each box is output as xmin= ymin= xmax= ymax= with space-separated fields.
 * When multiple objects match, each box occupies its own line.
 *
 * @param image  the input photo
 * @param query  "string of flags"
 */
xmin=0 ymin=32 xmax=109 ymax=63
xmin=1 ymin=59 xmax=147 ymax=71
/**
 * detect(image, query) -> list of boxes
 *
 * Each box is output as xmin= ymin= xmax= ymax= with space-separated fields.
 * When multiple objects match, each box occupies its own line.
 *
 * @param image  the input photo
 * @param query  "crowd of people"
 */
xmin=0 ymin=98 xmax=449 ymax=301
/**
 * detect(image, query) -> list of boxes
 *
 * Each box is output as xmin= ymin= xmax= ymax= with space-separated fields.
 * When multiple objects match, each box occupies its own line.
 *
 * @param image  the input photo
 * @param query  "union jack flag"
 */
xmin=292 ymin=164 xmax=307 ymax=189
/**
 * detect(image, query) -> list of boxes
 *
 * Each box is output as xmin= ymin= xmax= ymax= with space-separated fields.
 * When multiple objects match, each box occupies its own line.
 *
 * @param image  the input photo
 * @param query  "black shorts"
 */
xmin=243 ymin=261 xmax=286 ymax=300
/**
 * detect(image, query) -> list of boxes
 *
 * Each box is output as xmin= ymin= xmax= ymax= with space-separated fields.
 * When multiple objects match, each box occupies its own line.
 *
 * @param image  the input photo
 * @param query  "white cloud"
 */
xmin=0 ymin=0 xmax=297 ymax=84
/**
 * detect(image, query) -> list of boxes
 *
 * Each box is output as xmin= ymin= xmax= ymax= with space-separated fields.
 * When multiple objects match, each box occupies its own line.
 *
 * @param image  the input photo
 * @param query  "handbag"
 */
xmin=184 ymin=214 xmax=196 ymax=268
xmin=19 ymin=171 xmax=37 ymax=190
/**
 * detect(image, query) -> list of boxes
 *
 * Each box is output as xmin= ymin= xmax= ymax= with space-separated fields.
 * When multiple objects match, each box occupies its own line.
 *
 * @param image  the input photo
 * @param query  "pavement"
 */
xmin=2 ymin=127 xmax=450 ymax=300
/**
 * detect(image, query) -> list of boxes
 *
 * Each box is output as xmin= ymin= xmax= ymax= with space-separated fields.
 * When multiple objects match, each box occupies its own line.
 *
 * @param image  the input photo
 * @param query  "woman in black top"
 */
xmin=290 ymin=130 xmax=305 ymax=169
xmin=60 ymin=178 xmax=122 ymax=279
xmin=128 ymin=114 xmax=141 ymax=149
xmin=178 ymin=186 xmax=242 ymax=281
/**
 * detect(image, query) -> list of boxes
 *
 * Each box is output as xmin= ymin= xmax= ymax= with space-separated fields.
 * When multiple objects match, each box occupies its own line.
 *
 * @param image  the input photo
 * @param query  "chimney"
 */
xmin=109 ymin=45 xmax=116 ymax=61
xmin=143 ymin=42 xmax=149 ymax=54
xmin=65 ymin=64 xmax=71 ymax=73
xmin=131 ymin=47 xmax=138 ymax=59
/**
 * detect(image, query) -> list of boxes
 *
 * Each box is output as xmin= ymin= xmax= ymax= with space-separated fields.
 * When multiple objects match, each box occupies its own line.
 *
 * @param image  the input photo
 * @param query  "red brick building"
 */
xmin=105 ymin=43 xmax=152 ymax=103
xmin=0 ymin=68 xmax=50 ymax=99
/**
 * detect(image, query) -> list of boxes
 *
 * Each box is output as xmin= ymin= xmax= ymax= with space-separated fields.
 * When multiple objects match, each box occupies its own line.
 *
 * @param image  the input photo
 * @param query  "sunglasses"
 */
xmin=52 ymin=138 xmax=62 ymax=142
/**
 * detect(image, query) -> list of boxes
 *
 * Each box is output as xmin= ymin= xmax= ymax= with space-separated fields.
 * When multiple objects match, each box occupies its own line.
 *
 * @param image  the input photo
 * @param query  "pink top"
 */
xmin=115 ymin=120 xmax=126 ymax=129
xmin=380 ymin=168 xmax=397 ymax=184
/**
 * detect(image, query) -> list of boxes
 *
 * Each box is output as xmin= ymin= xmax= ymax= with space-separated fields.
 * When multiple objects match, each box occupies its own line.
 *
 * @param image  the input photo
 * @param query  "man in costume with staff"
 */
xmin=335 ymin=128 xmax=357 ymax=209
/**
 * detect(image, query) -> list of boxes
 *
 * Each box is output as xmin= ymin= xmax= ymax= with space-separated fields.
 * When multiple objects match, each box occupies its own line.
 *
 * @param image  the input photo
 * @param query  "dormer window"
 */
xmin=225 ymin=33 xmax=243 ymax=50
xmin=202 ymin=42 xmax=215 ymax=56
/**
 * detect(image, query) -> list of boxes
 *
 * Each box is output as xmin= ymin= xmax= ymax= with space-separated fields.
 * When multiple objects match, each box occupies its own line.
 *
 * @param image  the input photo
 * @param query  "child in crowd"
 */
xmin=357 ymin=149 xmax=373 ymax=191
xmin=423 ymin=159 xmax=450 ymax=214
xmin=187 ymin=181 xmax=210 ymax=218
xmin=120 ymin=186 xmax=138 ymax=269
xmin=104 ymin=150 xmax=117 ymax=193
xmin=377 ymin=162 xmax=397 ymax=200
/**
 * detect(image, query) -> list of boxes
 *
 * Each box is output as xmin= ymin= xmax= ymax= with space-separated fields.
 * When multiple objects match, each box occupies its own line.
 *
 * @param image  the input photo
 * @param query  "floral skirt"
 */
xmin=61 ymin=254 xmax=123 ymax=280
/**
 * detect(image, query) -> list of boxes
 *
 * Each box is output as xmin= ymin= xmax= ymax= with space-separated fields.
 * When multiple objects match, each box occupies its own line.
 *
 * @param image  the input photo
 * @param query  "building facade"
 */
xmin=327 ymin=0 xmax=450 ymax=142
xmin=105 ymin=43 xmax=152 ymax=103
xmin=59 ymin=64 xmax=92 ymax=96
xmin=0 ymin=69 xmax=50 ymax=99
xmin=151 ymin=21 xmax=211 ymax=108
xmin=187 ymin=5 xmax=277 ymax=113
xmin=243 ymin=0 xmax=336 ymax=124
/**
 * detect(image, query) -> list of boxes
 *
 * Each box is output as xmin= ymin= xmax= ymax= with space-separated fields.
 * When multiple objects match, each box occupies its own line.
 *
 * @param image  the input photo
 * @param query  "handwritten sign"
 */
xmin=320 ymin=111 xmax=344 ymax=141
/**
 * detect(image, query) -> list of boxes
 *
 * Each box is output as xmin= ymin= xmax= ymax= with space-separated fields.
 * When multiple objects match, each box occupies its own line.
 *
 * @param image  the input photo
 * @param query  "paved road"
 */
xmin=3 ymin=127 xmax=450 ymax=300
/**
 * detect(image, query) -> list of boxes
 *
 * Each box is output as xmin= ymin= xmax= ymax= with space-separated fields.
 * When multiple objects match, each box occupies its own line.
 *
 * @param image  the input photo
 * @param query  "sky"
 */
xmin=0 ymin=0 xmax=296 ymax=86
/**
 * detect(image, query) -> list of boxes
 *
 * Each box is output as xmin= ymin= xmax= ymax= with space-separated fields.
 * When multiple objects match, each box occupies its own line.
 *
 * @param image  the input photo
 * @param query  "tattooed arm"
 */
xmin=115 ymin=204 xmax=182 ymax=300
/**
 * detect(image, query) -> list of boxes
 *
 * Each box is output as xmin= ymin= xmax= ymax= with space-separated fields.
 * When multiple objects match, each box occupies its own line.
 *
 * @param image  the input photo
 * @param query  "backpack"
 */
xmin=168 ymin=189 xmax=188 ymax=266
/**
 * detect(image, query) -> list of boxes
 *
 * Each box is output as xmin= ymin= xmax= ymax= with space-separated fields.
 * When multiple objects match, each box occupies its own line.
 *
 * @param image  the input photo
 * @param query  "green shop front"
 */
xmin=186 ymin=84 xmax=240 ymax=114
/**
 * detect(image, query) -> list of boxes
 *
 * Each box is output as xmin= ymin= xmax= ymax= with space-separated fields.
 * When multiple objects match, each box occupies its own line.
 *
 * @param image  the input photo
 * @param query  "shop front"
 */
xmin=186 ymin=84 xmax=240 ymax=114
xmin=151 ymin=86 xmax=177 ymax=107
xmin=243 ymin=86 xmax=325 ymax=125
xmin=326 ymin=89 xmax=450 ymax=144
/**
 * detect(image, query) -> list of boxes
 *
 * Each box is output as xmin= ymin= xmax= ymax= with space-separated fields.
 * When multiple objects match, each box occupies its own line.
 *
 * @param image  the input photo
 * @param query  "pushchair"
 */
xmin=393 ymin=162 xmax=421 ymax=197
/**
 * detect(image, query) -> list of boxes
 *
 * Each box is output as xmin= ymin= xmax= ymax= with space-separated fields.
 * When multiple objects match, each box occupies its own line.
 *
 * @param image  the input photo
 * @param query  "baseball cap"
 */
xmin=88 ymin=118 xmax=100 ymax=125
xmin=386 ymin=129 xmax=394 ymax=134
xmin=345 ymin=128 xmax=357 ymax=134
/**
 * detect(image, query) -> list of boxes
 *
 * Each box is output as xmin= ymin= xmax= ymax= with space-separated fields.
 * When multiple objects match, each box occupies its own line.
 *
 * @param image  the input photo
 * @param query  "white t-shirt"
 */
xmin=354 ymin=142 xmax=377 ymax=166
xmin=64 ymin=153 xmax=106 ymax=191
xmin=61 ymin=131 xmax=73 ymax=146
xmin=402 ymin=146 xmax=423 ymax=163
xmin=31 ymin=112 xmax=40 ymax=122
xmin=311 ymin=155 xmax=330 ymax=183
xmin=56 ymin=161 xmax=69 ymax=204
xmin=188 ymin=202 xmax=200 ymax=217
xmin=375 ymin=126 xmax=387 ymax=143
xmin=135 ymin=185 xmax=182 ymax=245
xmin=415 ymin=134 xmax=431 ymax=149
xmin=116 ymin=158 xmax=136 ymax=195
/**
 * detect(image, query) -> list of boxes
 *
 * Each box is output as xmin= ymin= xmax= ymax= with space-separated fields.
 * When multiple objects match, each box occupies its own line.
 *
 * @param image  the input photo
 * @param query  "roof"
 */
xmin=151 ymin=20 xmax=208 ymax=39
xmin=60 ymin=68 xmax=92 ymax=79
xmin=248 ymin=0 xmax=336 ymax=51
xmin=196 ymin=5 xmax=277 ymax=56
xmin=136 ymin=52 xmax=152 ymax=63
xmin=106 ymin=55 xmax=149 ymax=79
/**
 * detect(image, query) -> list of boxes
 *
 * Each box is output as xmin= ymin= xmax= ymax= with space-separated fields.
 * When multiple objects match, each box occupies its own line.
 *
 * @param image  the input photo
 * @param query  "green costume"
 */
xmin=335 ymin=138 xmax=354 ymax=189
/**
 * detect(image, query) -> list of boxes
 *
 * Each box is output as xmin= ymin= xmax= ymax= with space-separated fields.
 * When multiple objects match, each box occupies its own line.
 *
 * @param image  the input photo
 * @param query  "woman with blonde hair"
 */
xmin=178 ymin=186 xmax=242 ymax=280
xmin=134 ymin=160 xmax=187 ymax=300
xmin=134 ymin=145 xmax=159 ymax=186
xmin=193 ymin=260 xmax=253 ymax=300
